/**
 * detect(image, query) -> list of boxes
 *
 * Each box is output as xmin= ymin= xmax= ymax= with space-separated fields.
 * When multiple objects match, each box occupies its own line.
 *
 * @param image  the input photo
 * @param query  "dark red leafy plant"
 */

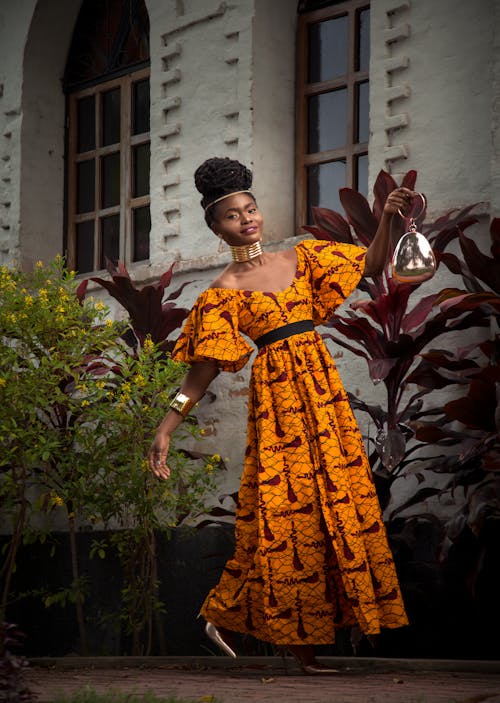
xmin=82 ymin=258 xmax=192 ymax=352
xmin=307 ymin=169 xmax=485 ymax=481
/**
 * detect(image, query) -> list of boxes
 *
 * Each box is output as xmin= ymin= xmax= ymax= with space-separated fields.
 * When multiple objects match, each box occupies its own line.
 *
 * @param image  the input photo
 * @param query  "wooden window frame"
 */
xmin=67 ymin=66 xmax=150 ymax=273
xmin=296 ymin=0 xmax=370 ymax=230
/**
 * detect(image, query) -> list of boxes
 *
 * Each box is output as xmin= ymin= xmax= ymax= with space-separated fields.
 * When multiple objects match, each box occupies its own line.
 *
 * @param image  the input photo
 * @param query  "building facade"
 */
xmin=0 ymin=0 xmax=498 ymax=490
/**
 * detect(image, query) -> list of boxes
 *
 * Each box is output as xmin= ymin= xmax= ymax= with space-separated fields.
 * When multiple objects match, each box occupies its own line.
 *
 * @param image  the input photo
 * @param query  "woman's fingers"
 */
xmin=384 ymin=187 xmax=417 ymax=215
xmin=148 ymin=448 xmax=171 ymax=480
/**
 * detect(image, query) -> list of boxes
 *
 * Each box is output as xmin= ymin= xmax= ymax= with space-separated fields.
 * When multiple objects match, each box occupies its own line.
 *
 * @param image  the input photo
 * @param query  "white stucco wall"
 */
xmin=369 ymin=0 xmax=495 ymax=216
xmin=0 ymin=0 xmax=38 ymax=265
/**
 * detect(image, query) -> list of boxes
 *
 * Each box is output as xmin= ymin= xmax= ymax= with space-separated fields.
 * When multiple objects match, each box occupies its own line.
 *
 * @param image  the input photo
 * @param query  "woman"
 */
xmin=149 ymin=157 xmax=410 ymax=673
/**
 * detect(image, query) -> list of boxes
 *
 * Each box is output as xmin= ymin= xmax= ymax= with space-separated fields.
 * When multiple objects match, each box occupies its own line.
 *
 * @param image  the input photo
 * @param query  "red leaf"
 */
xmin=166 ymin=279 xmax=196 ymax=301
xmin=159 ymin=262 xmax=175 ymax=289
xmin=406 ymin=365 xmax=456 ymax=390
xmin=76 ymin=279 xmax=89 ymax=301
xmin=401 ymin=294 xmax=440 ymax=334
xmin=401 ymin=170 xmax=417 ymax=190
xmin=368 ymin=357 xmax=398 ymax=383
xmin=372 ymin=170 xmax=398 ymax=221
xmin=311 ymin=207 xmax=353 ymax=243
xmin=301 ymin=224 xmax=334 ymax=240
xmin=490 ymin=217 xmax=500 ymax=260
xmin=444 ymin=380 xmax=497 ymax=431
xmin=459 ymin=230 xmax=500 ymax=294
xmin=339 ymin=188 xmax=378 ymax=246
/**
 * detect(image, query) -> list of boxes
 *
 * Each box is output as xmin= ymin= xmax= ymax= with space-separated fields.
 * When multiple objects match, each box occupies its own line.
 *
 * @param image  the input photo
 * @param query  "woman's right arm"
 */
xmin=148 ymin=360 xmax=220 ymax=480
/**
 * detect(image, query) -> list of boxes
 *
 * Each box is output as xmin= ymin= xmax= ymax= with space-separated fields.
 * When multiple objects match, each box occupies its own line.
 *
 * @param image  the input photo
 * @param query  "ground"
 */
xmin=26 ymin=656 xmax=500 ymax=703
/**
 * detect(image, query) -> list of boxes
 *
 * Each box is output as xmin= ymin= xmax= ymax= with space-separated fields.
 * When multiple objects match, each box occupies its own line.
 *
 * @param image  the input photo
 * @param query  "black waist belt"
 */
xmin=255 ymin=320 xmax=315 ymax=349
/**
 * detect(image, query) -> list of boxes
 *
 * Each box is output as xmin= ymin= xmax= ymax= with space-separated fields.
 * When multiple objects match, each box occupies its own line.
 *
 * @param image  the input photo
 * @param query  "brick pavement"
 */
xmin=26 ymin=657 xmax=500 ymax=703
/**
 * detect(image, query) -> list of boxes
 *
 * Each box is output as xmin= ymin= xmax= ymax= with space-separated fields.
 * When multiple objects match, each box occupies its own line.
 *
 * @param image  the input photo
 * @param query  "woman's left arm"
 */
xmin=363 ymin=187 xmax=416 ymax=277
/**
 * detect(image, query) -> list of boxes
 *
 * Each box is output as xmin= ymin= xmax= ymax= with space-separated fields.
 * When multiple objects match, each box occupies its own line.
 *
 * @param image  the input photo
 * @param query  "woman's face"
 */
xmin=211 ymin=193 xmax=264 ymax=246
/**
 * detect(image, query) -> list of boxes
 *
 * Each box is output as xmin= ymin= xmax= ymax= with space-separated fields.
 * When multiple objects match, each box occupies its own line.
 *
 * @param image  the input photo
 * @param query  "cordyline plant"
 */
xmin=403 ymin=217 xmax=500 ymax=629
xmin=87 ymin=258 xmax=191 ymax=353
xmin=304 ymin=169 xmax=488 ymax=498
xmin=305 ymin=181 xmax=500 ymax=655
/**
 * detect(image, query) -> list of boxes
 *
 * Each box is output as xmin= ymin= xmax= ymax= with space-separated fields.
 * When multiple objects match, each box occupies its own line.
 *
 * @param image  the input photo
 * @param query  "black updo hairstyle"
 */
xmin=194 ymin=157 xmax=254 ymax=226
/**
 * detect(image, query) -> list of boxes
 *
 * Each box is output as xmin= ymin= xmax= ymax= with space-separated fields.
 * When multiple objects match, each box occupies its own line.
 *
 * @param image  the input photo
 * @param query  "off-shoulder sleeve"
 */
xmin=299 ymin=239 xmax=367 ymax=324
xmin=171 ymin=288 xmax=253 ymax=373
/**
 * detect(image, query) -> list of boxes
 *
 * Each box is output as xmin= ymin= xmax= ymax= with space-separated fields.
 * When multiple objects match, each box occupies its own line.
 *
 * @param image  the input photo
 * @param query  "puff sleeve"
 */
xmin=299 ymin=240 xmax=367 ymax=324
xmin=171 ymin=288 xmax=253 ymax=373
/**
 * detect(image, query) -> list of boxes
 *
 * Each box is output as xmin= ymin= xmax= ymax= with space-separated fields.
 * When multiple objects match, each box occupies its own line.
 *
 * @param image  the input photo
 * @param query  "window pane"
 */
xmin=356 ymin=81 xmax=369 ymax=143
xmin=77 ymin=159 xmax=95 ymax=214
xmin=101 ymin=152 xmax=120 ymax=208
xmin=133 ymin=143 xmax=150 ymax=197
xmin=308 ymin=89 xmax=347 ymax=153
xmin=77 ymin=96 xmax=95 ymax=153
xmin=356 ymin=154 xmax=368 ymax=198
xmin=100 ymin=214 xmax=120 ymax=269
xmin=76 ymin=220 xmax=95 ymax=274
xmin=307 ymin=160 xmax=346 ymax=222
xmin=308 ymin=16 xmax=348 ymax=83
xmin=133 ymin=79 xmax=150 ymax=135
xmin=102 ymin=88 xmax=121 ymax=146
xmin=357 ymin=8 xmax=370 ymax=72
xmin=133 ymin=206 xmax=150 ymax=262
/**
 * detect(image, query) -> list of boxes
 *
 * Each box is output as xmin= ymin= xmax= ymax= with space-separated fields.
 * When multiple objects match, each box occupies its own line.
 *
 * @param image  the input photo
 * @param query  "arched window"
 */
xmin=64 ymin=0 xmax=150 ymax=274
xmin=296 ymin=0 xmax=370 ymax=227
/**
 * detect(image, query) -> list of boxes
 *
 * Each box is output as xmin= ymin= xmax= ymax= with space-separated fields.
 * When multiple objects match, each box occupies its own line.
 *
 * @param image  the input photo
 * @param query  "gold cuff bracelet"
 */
xmin=170 ymin=391 xmax=195 ymax=418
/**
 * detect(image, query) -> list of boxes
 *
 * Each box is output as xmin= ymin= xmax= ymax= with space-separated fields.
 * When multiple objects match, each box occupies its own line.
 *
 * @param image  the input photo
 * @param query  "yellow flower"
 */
xmin=81 ymin=399 xmax=90 ymax=407
xmin=24 ymin=295 xmax=34 ymax=307
xmin=142 ymin=337 xmax=155 ymax=354
xmin=0 ymin=378 xmax=6 ymax=387
xmin=53 ymin=495 xmax=64 ymax=506
xmin=95 ymin=380 xmax=106 ymax=389
xmin=133 ymin=373 xmax=146 ymax=387
xmin=94 ymin=301 xmax=106 ymax=311
xmin=105 ymin=319 xmax=114 ymax=327
xmin=35 ymin=260 xmax=43 ymax=268
xmin=205 ymin=463 xmax=214 ymax=474
xmin=212 ymin=454 xmax=221 ymax=463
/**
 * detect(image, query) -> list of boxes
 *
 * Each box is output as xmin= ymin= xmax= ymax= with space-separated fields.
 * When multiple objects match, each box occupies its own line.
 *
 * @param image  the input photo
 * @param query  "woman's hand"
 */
xmin=383 ymin=187 xmax=417 ymax=217
xmin=364 ymin=187 xmax=418 ymax=277
xmin=148 ymin=430 xmax=171 ymax=480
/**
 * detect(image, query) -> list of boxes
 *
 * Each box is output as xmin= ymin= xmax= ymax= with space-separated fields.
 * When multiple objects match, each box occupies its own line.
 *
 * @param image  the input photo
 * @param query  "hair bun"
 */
xmin=194 ymin=157 xmax=253 ymax=206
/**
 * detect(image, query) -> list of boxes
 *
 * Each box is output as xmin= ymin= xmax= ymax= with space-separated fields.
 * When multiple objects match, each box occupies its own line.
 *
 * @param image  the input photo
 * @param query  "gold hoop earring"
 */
xmin=217 ymin=234 xmax=225 ymax=253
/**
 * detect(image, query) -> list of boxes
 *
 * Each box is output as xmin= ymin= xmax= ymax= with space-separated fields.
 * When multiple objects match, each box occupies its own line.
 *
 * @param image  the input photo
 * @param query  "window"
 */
xmin=296 ymin=0 xmax=370 ymax=227
xmin=64 ymin=0 xmax=150 ymax=274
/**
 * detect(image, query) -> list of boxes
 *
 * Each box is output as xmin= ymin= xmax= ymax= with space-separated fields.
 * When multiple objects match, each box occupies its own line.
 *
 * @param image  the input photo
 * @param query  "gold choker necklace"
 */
xmin=229 ymin=241 xmax=263 ymax=263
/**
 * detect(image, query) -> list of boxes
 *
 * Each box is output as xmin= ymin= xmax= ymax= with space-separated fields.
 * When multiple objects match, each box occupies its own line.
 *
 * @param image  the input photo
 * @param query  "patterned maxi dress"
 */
xmin=172 ymin=240 xmax=408 ymax=645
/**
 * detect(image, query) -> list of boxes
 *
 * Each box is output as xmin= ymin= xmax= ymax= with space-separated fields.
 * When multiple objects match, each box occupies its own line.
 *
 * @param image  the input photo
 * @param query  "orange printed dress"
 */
xmin=172 ymin=240 xmax=408 ymax=645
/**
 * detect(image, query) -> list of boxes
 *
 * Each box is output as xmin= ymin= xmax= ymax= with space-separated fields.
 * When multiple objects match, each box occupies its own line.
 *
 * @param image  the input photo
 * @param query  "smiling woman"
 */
xmin=148 ymin=157 xmax=412 ymax=674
